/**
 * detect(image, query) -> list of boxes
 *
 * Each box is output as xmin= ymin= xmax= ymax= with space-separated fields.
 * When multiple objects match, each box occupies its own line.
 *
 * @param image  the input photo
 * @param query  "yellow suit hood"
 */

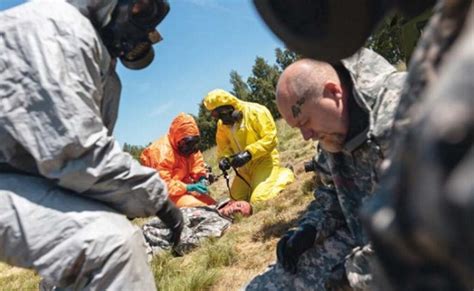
xmin=203 ymin=89 xmax=244 ymax=111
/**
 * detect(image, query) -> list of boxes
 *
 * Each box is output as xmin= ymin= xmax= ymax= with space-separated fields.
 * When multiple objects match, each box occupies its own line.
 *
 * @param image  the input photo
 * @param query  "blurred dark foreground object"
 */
xmin=253 ymin=0 xmax=435 ymax=62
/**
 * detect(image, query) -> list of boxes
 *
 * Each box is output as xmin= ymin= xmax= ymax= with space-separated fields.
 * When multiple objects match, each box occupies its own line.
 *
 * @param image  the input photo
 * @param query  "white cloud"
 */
xmin=149 ymin=100 xmax=174 ymax=117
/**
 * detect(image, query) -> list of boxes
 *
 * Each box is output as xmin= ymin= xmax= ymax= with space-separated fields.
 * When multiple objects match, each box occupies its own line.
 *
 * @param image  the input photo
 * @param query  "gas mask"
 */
xmin=177 ymin=135 xmax=200 ymax=157
xmin=211 ymin=105 xmax=243 ymax=126
xmin=100 ymin=0 xmax=170 ymax=70
xmin=253 ymin=0 xmax=435 ymax=63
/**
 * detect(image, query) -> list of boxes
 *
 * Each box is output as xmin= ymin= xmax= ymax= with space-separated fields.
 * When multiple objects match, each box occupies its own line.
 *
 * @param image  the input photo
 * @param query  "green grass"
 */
xmin=0 ymin=119 xmax=318 ymax=291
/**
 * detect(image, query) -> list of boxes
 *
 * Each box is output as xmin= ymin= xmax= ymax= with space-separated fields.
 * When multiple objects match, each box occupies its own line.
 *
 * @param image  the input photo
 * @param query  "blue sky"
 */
xmin=0 ymin=0 xmax=283 ymax=146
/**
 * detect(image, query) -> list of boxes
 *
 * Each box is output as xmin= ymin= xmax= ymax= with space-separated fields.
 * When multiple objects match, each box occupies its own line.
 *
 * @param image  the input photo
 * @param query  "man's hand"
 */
xmin=276 ymin=224 xmax=317 ymax=274
xmin=219 ymin=157 xmax=231 ymax=172
xmin=186 ymin=182 xmax=208 ymax=194
xmin=156 ymin=199 xmax=184 ymax=246
xmin=230 ymin=151 xmax=252 ymax=168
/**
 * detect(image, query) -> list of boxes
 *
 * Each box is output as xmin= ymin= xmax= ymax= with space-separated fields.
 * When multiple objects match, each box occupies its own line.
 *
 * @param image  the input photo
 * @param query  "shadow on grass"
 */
xmin=251 ymin=209 xmax=307 ymax=242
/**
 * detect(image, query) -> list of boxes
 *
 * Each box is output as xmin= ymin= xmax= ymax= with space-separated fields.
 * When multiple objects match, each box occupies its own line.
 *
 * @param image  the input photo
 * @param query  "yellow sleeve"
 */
xmin=216 ymin=122 xmax=234 ymax=159
xmin=244 ymin=105 xmax=277 ymax=160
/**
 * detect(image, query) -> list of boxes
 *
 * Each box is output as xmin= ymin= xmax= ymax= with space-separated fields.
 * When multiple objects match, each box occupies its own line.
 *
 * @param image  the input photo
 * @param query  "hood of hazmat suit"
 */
xmin=66 ymin=0 xmax=118 ymax=28
xmin=140 ymin=113 xmax=215 ymax=207
xmin=0 ymin=0 xmax=168 ymax=218
xmin=203 ymin=89 xmax=294 ymax=203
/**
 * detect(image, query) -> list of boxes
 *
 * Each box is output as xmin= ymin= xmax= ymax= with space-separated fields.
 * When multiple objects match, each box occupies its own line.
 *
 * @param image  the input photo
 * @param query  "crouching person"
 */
xmin=246 ymin=48 xmax=406 ymax=290
xmin=141 ymin=113 xmax=217 ymax=208
xmin=0 ymin=1 xmax=183 ymax=290
xmin=203 ymin=89 xmax=295 ymax=205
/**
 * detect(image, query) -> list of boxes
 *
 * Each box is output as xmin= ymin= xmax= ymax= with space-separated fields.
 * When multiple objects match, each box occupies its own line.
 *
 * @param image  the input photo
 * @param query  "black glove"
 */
xmin=276 ymin=224 xmax=317 ymax=274
xmin=219 ymin=157 xmax=231 ymax=172
xmin=230 ymin=151 xmax=252 ymax=168
xmin=207 ymin=173 xmax=217 ymax=184
xmin=156 ymin=199 xmax=184 ymax=247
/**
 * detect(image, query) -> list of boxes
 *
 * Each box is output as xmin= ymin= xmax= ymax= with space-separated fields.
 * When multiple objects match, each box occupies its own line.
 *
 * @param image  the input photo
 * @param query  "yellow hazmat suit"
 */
xmin=204 ymin=89 xmax=294 ymax=204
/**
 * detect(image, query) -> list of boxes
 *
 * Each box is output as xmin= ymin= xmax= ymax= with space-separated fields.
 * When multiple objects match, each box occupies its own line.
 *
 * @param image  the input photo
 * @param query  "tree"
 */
xmin=195 ymin=101 xmax=217 ymax=151
xmin=247 ymin=57 xmax=281 ymax=118
xmin=367 ymin=9 xmax=431 ymax=64
xmin=275 ymin=48 xmax=300 ymax=71
xmin=123 ymin=143 xmax=145 ymax=161
xmin=230 ymin=70 xmax=250 ymax=101
xmin=366 ymin=13 xmax=405 ymax=64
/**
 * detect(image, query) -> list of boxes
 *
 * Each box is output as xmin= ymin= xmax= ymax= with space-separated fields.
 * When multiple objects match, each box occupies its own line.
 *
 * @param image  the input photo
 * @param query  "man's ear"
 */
xmin=323 ymin=82 xmax=343 ymax=100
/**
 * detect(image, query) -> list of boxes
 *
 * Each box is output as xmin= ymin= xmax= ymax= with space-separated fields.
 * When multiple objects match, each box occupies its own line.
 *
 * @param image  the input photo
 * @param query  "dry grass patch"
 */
xmin=0 ymin=263 xmax=39 ymax=290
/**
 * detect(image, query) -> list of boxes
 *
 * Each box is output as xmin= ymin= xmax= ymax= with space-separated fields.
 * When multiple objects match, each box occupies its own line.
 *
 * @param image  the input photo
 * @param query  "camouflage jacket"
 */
xmin=143 ymin=206 xmax=232 ymax=256
xmin=363 ymin=1 xmax=474 ymax=290
xmin=299 ymin=48 xmax=406 ymax=246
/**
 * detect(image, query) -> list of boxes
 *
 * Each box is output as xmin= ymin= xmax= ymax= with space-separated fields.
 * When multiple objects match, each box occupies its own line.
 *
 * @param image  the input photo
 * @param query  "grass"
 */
xmin=0 ymin=264 xmax=39 ymax=291
xmin=0 ymin=119 xmax=318 ymax=291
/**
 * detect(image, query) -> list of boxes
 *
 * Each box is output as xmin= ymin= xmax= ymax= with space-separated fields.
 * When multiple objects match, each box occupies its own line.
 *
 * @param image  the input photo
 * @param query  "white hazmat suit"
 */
xmin=0 ymin=1 xmax=168 ymax=289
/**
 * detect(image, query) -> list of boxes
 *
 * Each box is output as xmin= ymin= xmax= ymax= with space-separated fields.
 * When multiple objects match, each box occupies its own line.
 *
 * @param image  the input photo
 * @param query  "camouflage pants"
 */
xmin=245 ymin=228 xmax=356 ymax=291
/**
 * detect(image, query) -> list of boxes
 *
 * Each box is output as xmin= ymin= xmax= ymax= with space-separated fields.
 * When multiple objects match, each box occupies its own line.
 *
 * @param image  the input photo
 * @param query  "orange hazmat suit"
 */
xmin=140 ymin=113 xmax=216 ymax=208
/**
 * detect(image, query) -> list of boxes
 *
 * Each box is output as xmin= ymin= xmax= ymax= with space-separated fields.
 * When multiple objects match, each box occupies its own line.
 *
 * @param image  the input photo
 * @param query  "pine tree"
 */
xmin=230 ymin=70 xmax=250 ymax=101
xmin=196 ymin=101 xmax=217 ymax=151
xmin=367 ymin=9 xmax=431 ymax=64
xmin=122 ymin=143 xmax=145 ymax=161
xmin=247 ymin=57 xmax=281 ymax=118
xmin=275 ymin=48 xmax=300 ymax=72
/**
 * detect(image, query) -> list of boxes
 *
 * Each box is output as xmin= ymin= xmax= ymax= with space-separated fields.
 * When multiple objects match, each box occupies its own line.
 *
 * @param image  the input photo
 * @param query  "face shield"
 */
xmin=100 ymin=0 xmax=170 ymax=70
xmin=211 ymin=105 xmax=237 ymax=125
xmin=253 ymin=0 xmax=435 ymax=63
xmin=177 ymin=135 xmax=201 ymax=157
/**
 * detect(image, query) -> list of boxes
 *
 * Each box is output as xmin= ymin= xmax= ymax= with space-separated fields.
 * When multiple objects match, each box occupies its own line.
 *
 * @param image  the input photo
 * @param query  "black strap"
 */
xmin=221 ymin=169 xmax=234 ymax=200
xmin=233 ymin=167 xmax=251 ymax=188
xmin=220 ymin=167 xmax=252 ymax=200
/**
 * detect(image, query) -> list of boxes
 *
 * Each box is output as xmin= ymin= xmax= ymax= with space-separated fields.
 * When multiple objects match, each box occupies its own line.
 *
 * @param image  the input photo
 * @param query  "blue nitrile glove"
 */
xmin=276 ymin=224 xmax=317 ymax=274
xmin=186 ymin=183 xmax=208 ymax=194
xmin=198 ymin=176 xmax=210 ymax=186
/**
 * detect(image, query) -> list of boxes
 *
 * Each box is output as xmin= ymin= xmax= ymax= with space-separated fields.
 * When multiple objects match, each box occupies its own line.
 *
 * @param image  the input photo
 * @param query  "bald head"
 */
xmin=276 ymin=59 xmax=340 ymax=118
xmin=275 ymin=59 xmax=349 ymax=152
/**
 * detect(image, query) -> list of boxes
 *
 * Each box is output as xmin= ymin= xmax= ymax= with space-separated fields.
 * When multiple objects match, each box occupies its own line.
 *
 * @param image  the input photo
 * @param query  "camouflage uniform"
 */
xmin=245 ymin=48 xmax=406 ymax=290
xmin=363 ymin=1 xmax=474 ymax=290
xmin=143 ymin=206 xmax=231 ymax=256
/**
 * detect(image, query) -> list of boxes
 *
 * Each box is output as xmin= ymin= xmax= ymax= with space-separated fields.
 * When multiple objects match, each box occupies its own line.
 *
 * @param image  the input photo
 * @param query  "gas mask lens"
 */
xmin=211 ymin=106 xmax=235 ymax=125
xmin=130 ymin=0 xmax=161 ymax=29
xmin=177 ymin=136 xmax=200 ymax=156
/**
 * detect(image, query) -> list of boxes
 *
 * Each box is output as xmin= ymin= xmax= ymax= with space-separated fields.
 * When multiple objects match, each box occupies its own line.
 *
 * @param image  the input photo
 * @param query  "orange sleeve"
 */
xmin=140 ymin=147 xmax=157 ymax=169
xmin=157 ymin=166 xmax=188 ymax=197
xmin=140 ymin=142 xmax=188 ymax=196
xmin=189 ymin=151 xmax=207 ymax=181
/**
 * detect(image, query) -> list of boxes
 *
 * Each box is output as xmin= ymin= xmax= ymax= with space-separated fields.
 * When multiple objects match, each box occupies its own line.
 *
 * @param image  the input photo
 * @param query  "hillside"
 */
xmin=0 ymin=120 xmax=318 ymax=291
